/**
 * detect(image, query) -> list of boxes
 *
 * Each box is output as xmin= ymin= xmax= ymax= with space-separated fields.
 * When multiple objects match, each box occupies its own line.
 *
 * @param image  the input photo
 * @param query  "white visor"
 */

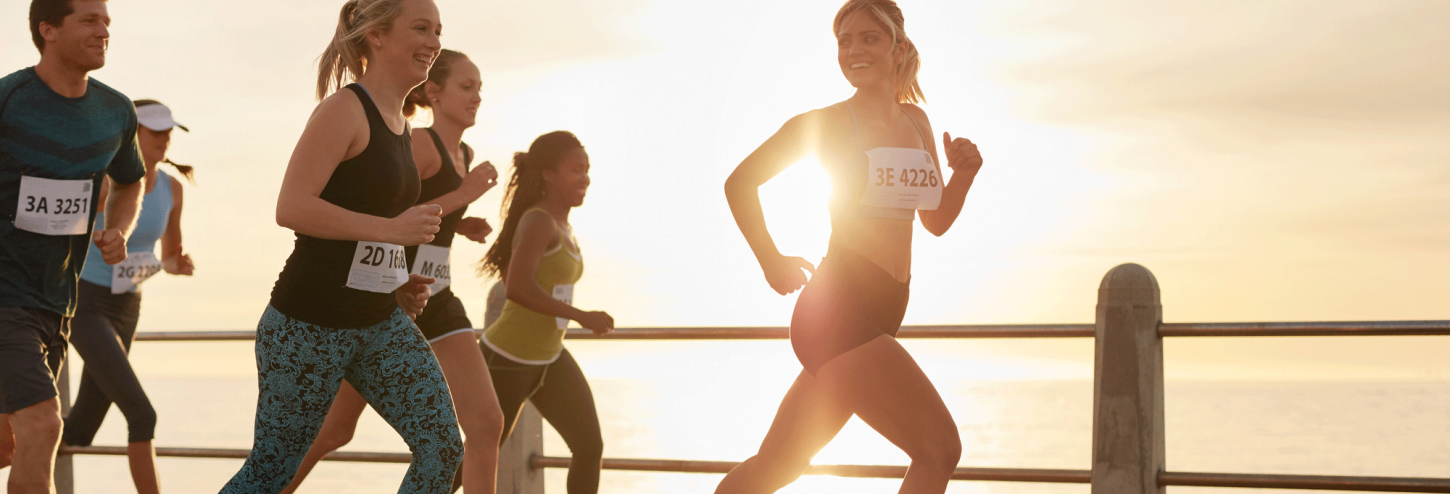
xmin=136 ymin=103 xmax=188 ymax=132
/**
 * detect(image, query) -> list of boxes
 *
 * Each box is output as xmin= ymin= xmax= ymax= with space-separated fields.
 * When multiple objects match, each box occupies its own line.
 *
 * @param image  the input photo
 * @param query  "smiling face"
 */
xmin=367 ymin=0 xmax=442 ymax=87
xmin=428 ymin=57 xmax=481 ymax=128
xmin=543 ymin=147 xmax=591 ymax=208
xmin=40 ymin=0 xmax=110 ymax=72
xmin=836 ymin=10 xmax=905 ymax=92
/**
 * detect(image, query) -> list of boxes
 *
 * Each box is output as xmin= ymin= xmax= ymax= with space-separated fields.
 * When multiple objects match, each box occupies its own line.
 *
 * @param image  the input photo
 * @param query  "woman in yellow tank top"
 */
xmin=477 ymin=130 xmax=613 ymax=494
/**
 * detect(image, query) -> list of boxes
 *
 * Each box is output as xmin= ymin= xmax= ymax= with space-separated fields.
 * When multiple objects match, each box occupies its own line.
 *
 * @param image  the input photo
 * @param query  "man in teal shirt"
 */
xmin=1 ymin=1 xmax=146 ymax=491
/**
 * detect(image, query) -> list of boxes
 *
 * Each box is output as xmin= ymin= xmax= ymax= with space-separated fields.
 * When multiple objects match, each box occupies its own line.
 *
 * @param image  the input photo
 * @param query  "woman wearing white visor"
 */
xmin=62 ymin=99 xmax=197 ymax=494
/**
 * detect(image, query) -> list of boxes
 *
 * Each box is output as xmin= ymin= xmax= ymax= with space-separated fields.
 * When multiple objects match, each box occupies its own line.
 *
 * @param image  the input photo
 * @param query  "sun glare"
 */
xmin=757 ymin=157 xmax=835 ymax=264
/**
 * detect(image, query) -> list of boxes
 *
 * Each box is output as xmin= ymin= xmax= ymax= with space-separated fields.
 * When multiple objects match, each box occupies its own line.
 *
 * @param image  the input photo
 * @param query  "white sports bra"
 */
xmin=829 ymin=102 xmax=942 ymax=221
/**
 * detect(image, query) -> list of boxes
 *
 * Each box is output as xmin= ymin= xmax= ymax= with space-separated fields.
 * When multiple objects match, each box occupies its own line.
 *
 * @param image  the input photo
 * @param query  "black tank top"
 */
xmin=415 ymin=128 xmax=470 ymax=249
xmin=269 ymin=84 xmax=421 ymax=328
xmin=403 ymin=128 xmax=471 ymax=296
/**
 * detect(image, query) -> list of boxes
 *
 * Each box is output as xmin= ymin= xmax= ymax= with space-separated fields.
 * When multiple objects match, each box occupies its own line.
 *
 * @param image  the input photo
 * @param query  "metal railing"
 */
xmin=52 ymin=264 xmax=1450 ymax=493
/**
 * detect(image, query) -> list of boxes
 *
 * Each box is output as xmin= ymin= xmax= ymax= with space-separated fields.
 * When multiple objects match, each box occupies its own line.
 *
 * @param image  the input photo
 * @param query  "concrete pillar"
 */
xmin=55 ymin=359 xmax=74 ymax=494
xmin=497 ymin=403 xmax=544 ymax=494
xmin=1092 ymin=263 xmax=1164 ymax=494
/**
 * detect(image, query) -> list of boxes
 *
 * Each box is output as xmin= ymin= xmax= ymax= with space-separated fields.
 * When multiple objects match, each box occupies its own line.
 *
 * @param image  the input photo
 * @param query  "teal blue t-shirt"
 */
xmin=0 ymin=67 xmax=146 ymax=316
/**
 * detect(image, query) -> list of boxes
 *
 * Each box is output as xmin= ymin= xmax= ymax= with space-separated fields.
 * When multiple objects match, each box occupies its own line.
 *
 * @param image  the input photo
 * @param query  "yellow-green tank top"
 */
xmin=482 ymin=209 xmax=584 ymax=364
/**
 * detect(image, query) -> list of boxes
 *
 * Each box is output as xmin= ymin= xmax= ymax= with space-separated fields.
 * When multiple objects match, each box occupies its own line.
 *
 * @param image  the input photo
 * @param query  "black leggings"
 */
xmin=483 ymin=345 xmax=603 ymax=494
xmin=63 ymin=280 xmax=156 ymax=445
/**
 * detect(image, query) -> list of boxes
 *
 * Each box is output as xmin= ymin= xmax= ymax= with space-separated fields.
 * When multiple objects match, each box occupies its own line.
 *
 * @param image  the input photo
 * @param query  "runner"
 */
xmin=279 ymin=48 xmax=505 ymax=494
xmin=477 ymin=131 xmax=613 ymax=494
xmin=62 ymin=99 xmax=196 ymax=494
xmin=219 ymin=0 xmax=463 ymax=492
xmin=1 ymin=0 xmax=146 ymax=491
xmin=715 ymin=1 xmax=984 ymax=493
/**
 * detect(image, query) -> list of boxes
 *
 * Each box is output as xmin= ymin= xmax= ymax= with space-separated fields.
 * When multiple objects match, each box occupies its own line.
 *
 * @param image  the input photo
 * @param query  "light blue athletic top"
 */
xmin=79 ymin=170 xmax=174 ymax=290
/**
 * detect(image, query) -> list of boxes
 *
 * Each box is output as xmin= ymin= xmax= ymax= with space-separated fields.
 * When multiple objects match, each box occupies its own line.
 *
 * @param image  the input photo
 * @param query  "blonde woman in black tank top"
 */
xmin=718 ymin=1 xmax=984 ymax=493
xmin=221 ymin=1 xmax=464 ymax=492
xmin=279 ymin=49 xmax=507 ymax=494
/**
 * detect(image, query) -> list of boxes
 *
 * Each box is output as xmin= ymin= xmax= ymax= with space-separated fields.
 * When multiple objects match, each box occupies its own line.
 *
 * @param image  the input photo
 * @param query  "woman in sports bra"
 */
xmin=62 ymin=99 xmax=195 ymax=494
xmin=221 ymin=1 xmax=464 ymax=492
xmin=278 ymin=49 xmax=505 ymax=494
xmin=717 ymin=1 xmax=984 ymax=493
xmin=478 ymin=130 xmax=613 ymax=494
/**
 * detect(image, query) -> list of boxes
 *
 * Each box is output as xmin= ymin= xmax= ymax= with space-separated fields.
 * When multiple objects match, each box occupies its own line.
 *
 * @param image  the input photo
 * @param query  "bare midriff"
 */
xmin=831 ymin=216 xmax=913 ymax=283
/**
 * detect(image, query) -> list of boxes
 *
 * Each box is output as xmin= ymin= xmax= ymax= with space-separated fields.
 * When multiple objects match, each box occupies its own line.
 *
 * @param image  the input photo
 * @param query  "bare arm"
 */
xmin=912 ymin=105 xmax=983 ymax=236
xmin=409 ymin=131 xmax=497 ymax=216
xmin=504 ymin=210 xmax=588 ymax=321
xmin=103 ymin=177 xmax=143 ymax=237
xmin=92 ymin=174 xmax=145 ymax=265
xmin=410 ymin=130 xmax=442 ymax=183
xmin=425 ymin=164 xmax=497 ymax=216
xmin=725 ymin=111 xmax=822 ymax=295
xmin=160 ymin=176 xmax=193 ymax=275
xmin=275 ymin=92 xmax=439 ymax=244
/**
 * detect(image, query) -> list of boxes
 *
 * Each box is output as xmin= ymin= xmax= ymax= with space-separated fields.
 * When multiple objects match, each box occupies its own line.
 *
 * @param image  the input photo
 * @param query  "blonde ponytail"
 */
xmin=315 ymin=0 xmax=407 ymax=101
xmin=894 ymin=36 xmax=923 ymax=105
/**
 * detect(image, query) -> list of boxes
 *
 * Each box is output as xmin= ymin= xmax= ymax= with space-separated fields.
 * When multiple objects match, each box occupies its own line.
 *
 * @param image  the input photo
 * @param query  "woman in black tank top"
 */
xmin=279 ymin=49 xmax=510 ymax=494
xmin=221 ymin=2 xmax=465 ymax=493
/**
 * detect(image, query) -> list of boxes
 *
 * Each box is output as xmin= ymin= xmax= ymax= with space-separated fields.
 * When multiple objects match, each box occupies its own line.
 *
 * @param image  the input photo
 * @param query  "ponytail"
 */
xmin=833 ymin=0 xmax=924 ymax=104
xmin=316 ymin=0 xmax=407 ymax=101
xmin=404 ymin=49 xmax=469 ymax=118
xmin=479 ymin=131 xmax=583 ymax=280
xmin=894 ymin=36 xmax=923 ymax=105
xmin=164 ymin=159 xmax=196 ymax=184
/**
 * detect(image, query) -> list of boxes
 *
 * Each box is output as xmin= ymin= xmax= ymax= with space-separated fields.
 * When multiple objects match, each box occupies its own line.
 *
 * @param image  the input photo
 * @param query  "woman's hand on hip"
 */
xmin=759 ymin=253 xmax=816 ymax=295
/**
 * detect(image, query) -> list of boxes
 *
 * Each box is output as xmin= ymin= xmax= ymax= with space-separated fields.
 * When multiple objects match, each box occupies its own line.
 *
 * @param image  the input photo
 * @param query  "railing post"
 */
xmin=1092 ymin=263 xmax=1164 ymax=494
xmin=497 ymin=402 xmax=544 ymax=494
xmin=54 ymin=358 xmax=74 ymax=494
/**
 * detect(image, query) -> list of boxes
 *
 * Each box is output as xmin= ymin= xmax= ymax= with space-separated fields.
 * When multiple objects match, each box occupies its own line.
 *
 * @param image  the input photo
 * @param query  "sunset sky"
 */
xmin=1 ymin=0 xmax=1447 ymax=380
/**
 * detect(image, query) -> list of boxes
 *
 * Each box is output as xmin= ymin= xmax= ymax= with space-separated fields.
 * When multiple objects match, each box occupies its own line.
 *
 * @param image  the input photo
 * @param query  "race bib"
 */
xmin=860 ymin=148 xmax=942 ymax=211
xmin=14 ymin=176 xmax=93 ymax=235
xmin=345 ymin=242 xmax=408 ymax=293
xmin=111 ymin=251 xmax=163 ymax=294
xmin=552 ymin=284 xmax=574 ymax=330
xmin=410 ymin=244 xmax=451 ymax=293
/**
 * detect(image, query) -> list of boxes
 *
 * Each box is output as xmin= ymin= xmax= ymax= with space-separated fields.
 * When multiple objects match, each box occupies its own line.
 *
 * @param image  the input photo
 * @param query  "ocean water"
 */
xmin=62 ymin=339 xmax=1450 ymax=494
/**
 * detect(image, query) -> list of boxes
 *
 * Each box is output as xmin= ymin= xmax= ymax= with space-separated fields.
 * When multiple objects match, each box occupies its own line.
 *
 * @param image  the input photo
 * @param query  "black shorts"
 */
xmin=416 ymin=288 xmax=474 ymax=343
xmin=790 ymin=245 xmax=910 ymax=375
xmin=0 ymin=306 xmax=68 ymax=413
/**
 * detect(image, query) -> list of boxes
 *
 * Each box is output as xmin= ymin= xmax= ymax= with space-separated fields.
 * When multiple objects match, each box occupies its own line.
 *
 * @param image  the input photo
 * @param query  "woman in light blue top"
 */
xmin=63 ymin=99 xmax=195 ymax=494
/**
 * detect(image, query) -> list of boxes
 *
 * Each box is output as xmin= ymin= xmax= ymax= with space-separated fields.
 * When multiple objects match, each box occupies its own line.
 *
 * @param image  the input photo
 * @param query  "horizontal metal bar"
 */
xmin=60 ymin=445 xmax=412 ymax=463
xmin=133 ymin=324 xmax=1096 ymax=342
xmin=564 ymin=324 xmax=1097 ymax=340
xmin=63 ymin=447 xmax=1450 ymax=491
xmin=130 ymin=321 xmax=1450 ymax=342
xmin=530 ymin=456 xmax=1090 ymax=483
xmin=134 ymin=331 xmax=256 ymax=342
xmin=1161 ymin=471 xmax=1450 ymax=493
xmin=132 ymin=321 xmax=1450 ymax=342
xmin=1160 ymin=321 xmax=1450 ymax=337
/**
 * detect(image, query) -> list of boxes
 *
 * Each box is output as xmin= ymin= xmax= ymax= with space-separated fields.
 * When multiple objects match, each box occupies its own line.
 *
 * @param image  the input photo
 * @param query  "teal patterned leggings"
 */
xmin=220 ymin=306 xmax=462 ymax=494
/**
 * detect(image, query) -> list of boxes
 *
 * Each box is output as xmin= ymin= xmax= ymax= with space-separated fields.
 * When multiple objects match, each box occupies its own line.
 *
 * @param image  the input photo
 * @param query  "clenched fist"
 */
xmin=93 ymin=229 xmax=128 ymax=265
xmin=388 ymin=204 xmax=443 ymax=246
